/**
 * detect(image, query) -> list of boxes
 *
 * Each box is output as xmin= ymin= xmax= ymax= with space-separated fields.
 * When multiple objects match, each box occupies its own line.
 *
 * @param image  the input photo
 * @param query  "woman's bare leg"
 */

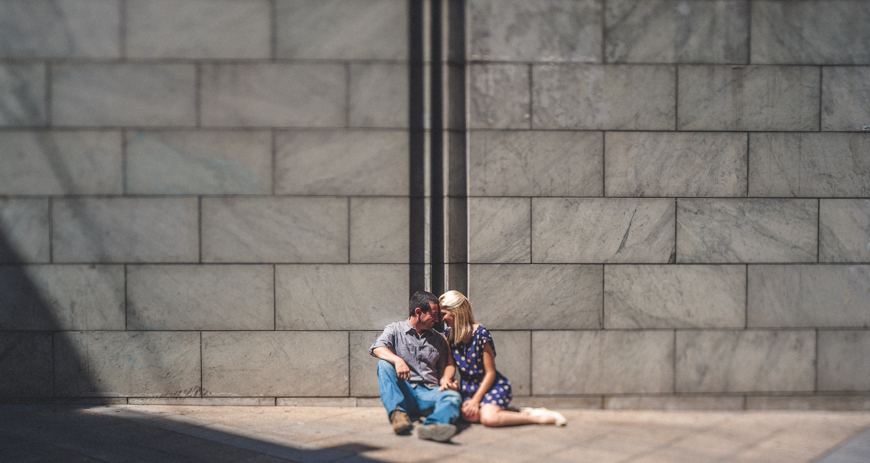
xmin=478 ymin=404 xmax=555 ymax=427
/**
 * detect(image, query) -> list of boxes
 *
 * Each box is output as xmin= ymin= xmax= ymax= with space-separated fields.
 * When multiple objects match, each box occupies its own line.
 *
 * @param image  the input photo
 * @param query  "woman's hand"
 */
xmin=439 ymin=377 xmax=458 ymax=391
xmin=461 ymin=398 xmax=480 ymax=420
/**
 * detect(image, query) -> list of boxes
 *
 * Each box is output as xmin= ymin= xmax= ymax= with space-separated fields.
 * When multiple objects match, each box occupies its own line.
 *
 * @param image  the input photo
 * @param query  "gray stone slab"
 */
xmin=202 ymin=331 xmax=348 ymax=397
xmin=533 ymin=64 xmax=675 ymax=130
xmin=0 ymin=199 xmax=49 ymax=263
xmin=126 ymin=131 xmax=272 ymax=195
xmin=604 ymin=132 xmax=747 ymax=197
xmin=749 ymin=265 xmax=870 ymax=328
xmin=489 ymin=330 xmax=531 ymax=397
xmin=604 ymin=265 xmax=745 ymax=329
xmin=129 ymin=398 xmax=276 ymax=406
xmin=201 ymin=197 xmax=347 ymax=263
xmin=468 ymin=64 xmax=530 ymax=129
xmin=349 ymin=198 xmax=409 ymax=264
xmin=126 ymin=0 xmax=270 ymax=59
xmin=0 ymin=131 xmax=122 ymax=195
xmin=55 ymin=331 xmax=201 ymax=397
xmin=467 ymin=264 xmax=602 ymax=329
xmin=349 ymin=331 xmax=381 ymax=397
xmin=676 ymin=199 xmax=818 ymax=263
xmin=127 ymin=265 xmax=274 ymax=331
xmin=605 ymin=0 xmax=748 ymax=64
xmin=0 ymin=265 xmax=124 ymax=330
xmin=819 ymin=331 xmax=870 ymax=392
xmin=532 ymin=330 xmax=674 ymax=394
xmin=200 ymin=64 xmax=344 ymax=127
xmin=445 ymin=196 xmax=467 ymax=265
xmin=468 ymin=0 xmax=601 ymax=62
xmin=678 ymin=65 xmax=819 ymax=131
xmin=675 ymin=330 xmax=815 ymax=393
xmin=605 ymin=395 xmax=745 ymax=411
xmin=746 ymin=395 xmax=870 ymax=411
xmin=0 ymin=64 xmax=46 ymax=126
xmin=751 ymin=0 xmax=870 ymax=64
xmin=822 ymin=67 xmax=870 ymax=131
xmin=0 ymin=0 xmax=120 ymax=58
xmin=749 ymin=133 xmax=870 ymax=197
xmin=275 ymin=130 xmax=408 ymax=196
xmin=52 ymin=64 xmax=196 ymax=127
xmin=0 ymin=333 xmax=52 ymax=397
xmin=275 ymin=0 xmax=407 ymax=60
xmin=276 ymin=264 xmax=407 ymax=330
xmin=348 ymin=64 xmax=408 ymax=129
xmin=468 ymin=198 xmax=530 ymax=264
xmin=468 ymin=130 xmax=603 ymax=196
xmin=532 ymin=198 xmax=675 ymax=263
xmin=821 ymin=200 xmax=870 ymax=263
xmin=53 ymin=198 xmax=199 ymax=263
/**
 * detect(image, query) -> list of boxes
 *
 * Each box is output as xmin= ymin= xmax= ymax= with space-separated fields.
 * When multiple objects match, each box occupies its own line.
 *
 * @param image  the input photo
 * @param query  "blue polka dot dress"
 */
xmin=446 ymin=325 xmax=512 ymax=409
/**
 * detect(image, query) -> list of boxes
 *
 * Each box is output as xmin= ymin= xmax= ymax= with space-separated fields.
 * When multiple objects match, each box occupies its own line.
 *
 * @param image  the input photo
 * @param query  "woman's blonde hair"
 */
xmin=439 ymin=290 xmax=476 ymax=344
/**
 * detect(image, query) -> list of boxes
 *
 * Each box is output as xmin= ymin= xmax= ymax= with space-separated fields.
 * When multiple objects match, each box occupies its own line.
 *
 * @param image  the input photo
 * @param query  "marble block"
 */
xmin=0 ymin=333 xmax=52 ymax=397
xmin=126 ymin=131 xmax=272 ymax=195
xmin=201 ymin=197 xmax=347 ymax=263
xmin=445 ymin=196 xmax=467 ymax=265
xmin=200 ymin=64 xmax=344 ymax=127
xmin=678 ymin=65 xmax=819 ymax=131
xmin=818 ymin=331 xmax=870 ymax=391
xmin=52 ymin=64 xmax=196 ymax=127
xmin=55 ymin=331 xmax=201 ymax=397
xmin=0 ymin=199 xmax=49 ymax=263
xmin=751 ymin=1 xmax=870 ymax=64
xmin=676 ymin=199 xmax=817 ymax=263
xmin=605 ymin=132 xmax=747 ymax=197
xmin=275 ymin=0 xmax=407 ymax=60
xmin=604 ymin=265 xmax=745 ymax=329
xmin=468 ymin=64 xmax=530 ymax=129
xmin=276 ymin=264 xmax=407 ymax=330
xmin=749 ymin=133 xmax=870 ymax=197
xmin=126 ymin=0 xmax=270 ymax=59
xmin=349 ymin=331 xmax=382 ymax=397
xmin=275 ymin=130 xmax=408 ymax=196
xmin=468 ymin=0 xmax=601 ymax=62
xmin=468 ymin=131 xmax=603 ymax=197
xmin=349 ymin=198 xmax=409 ymax=264
xmin=467 ymin=264 xmax=602 ymax=330
xmin=534 ymin=64 xmax=675 ymax=130
xmin=532 ymin=330 xmax=674 ymax=394
xmin=468 ymin=198 xmax=530 ymax=264
xmin=0 ymin=0 xmax=120 ymax=58
xmin=127 ymin=265 xmax=274 ymax=330
xmin=676 ymin=330 xmax=815 ymax=393
xmin=489 ymin=330 xmax=531 ymax=397
xmin=822 ymin=67 xmax=870 ymax=131
xmin=0 ymin=265 xmax=124 ymax=330
xmin=349 ymin=64 xmax=408 ymax=128
xmin=0 ymin=131 xmax=122 ymax=195
xmin=53 ymin=198 xmax=199 ymax=263
xmin=202 ymin=331 xmax=348 ymax=397
xmin=0 ymin=64 xmax=46 ymax=126
xmin=532 ymin=198 xmax=675 ymax=263
xmin=748 ymin=265 xmax=870 ymax=328
xmin=821 ymin=200 xmax=870 ymax=263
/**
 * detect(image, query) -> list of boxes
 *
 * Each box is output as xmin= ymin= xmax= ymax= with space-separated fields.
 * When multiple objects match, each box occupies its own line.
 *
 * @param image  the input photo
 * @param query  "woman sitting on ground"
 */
xmin=438 ymin=290 xmax=566 ymax=427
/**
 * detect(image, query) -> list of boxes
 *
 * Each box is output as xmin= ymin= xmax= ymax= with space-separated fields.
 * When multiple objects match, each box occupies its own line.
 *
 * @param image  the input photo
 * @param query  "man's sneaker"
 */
xmin=389 ymin=410 xmax=412 ymax=435
xmin=417 ymin=423 xmax=456 ymax=442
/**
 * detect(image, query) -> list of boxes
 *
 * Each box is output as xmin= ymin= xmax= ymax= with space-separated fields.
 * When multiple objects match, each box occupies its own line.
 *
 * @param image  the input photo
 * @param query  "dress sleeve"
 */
xmin=478 ymin=326 xmax=496 ymax=357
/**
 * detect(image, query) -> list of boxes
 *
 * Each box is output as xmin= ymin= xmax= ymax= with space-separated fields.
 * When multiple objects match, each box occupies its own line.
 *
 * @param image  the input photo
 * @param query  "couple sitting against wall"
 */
xmin=370 ymin=290 xmax=566 ymax=443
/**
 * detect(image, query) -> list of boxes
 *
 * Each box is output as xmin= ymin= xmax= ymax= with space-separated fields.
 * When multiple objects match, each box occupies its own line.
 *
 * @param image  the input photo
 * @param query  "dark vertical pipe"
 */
xmin=408 ymin=0 xmax=426 ymax=296
xmin=430 ymin=0 xmax=445 ymax=296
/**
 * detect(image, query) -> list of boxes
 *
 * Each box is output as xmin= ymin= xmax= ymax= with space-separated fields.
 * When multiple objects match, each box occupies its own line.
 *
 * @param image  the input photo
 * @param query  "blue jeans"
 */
xmin=377 ymin=360 xmax=461 ymax=425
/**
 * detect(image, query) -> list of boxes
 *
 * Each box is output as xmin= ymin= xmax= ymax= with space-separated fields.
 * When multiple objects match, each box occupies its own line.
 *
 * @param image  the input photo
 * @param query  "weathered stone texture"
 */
xmin=350 ymin=198 xmax=409 ymax=264
xmin=349 ymin=64 xmax=408 ymax=128
xmin=0 ymin=64 xmax=46 ymax=126
xmin=676 ymin=330 xmax=815 ymax=393
xmin=0 ymin=199 xmax=49 ymax=263
xmin=605 ymin=265 xmax=745 ymax=329
xmin=468 ymin=265 xmax=602 ymax=330
xmin=605 ymin=396 xmax=745 ymax=411
xmin=468 ymin=198 xmax=530 ymax=264
xmin=605 ymin=132 xmax=747 ymax=197
xmin=349 ymin=331 xmax=382 ymax=397
xmin=532 ymin=331 xmax=674 ymax=394
xmin=533 ymin=198 xmax=675 ymax=263
xmin=676 ymin=199 xmax=818 ymax=263
xmin=747 ymin=396 xmax=870 ymax=411
xmin=0 ymin=333 xmax=53 ymax=397
xmin=469 ymin=64 xmax=530 ymax=129
xmin=678 ymin=65 xmax=819 ymax=131
xmin=202 ymin=331 xmax=348 ymax=397
xmin=748 ymin=265 xmax=870 ymax=328
xmin=820 ymin=200 xmax=870 ymax=263
xmin=490 ymin=331 xmax=531 ymax=397
xmin=818 ymin=331 xmax=870 ymax=391
xmin=822 ymin=67 xmax=870 ymax=131
xmin=127 ymin=265 xmax=274 ymax=331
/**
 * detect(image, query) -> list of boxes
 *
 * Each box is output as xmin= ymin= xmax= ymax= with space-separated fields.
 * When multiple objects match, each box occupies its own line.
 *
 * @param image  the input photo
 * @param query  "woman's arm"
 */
xmin=461 ymin=342 xmax=497 ymax=416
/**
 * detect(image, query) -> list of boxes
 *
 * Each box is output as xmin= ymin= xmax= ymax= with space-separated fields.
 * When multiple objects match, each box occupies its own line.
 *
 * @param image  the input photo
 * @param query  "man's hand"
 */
xmin=461 ymin=398 xmax=481 ymax=422
xmin=439 ymin=378 xmax=458 ymax=391
xmin=395 ymin=358 xmax=411 ymax=381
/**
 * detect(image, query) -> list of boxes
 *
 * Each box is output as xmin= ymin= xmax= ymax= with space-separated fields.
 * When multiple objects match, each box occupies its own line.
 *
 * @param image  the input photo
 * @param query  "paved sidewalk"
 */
xmin=1 ymin=404 xmax=869 ymax=462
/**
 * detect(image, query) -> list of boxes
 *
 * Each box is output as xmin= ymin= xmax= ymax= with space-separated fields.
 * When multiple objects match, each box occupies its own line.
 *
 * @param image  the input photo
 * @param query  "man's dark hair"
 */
xmin=408 ymin=290 xmax=439 ymax=317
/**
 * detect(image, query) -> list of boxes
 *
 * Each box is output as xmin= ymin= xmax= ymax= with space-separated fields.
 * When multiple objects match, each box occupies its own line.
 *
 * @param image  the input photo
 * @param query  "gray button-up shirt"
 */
xmin=370 ymin=319 xmax=449 ymax=387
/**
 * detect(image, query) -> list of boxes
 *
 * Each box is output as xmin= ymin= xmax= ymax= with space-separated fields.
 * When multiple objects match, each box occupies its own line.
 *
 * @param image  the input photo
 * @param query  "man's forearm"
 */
xmin=372 ymin=347 xmax=402 ymax=364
